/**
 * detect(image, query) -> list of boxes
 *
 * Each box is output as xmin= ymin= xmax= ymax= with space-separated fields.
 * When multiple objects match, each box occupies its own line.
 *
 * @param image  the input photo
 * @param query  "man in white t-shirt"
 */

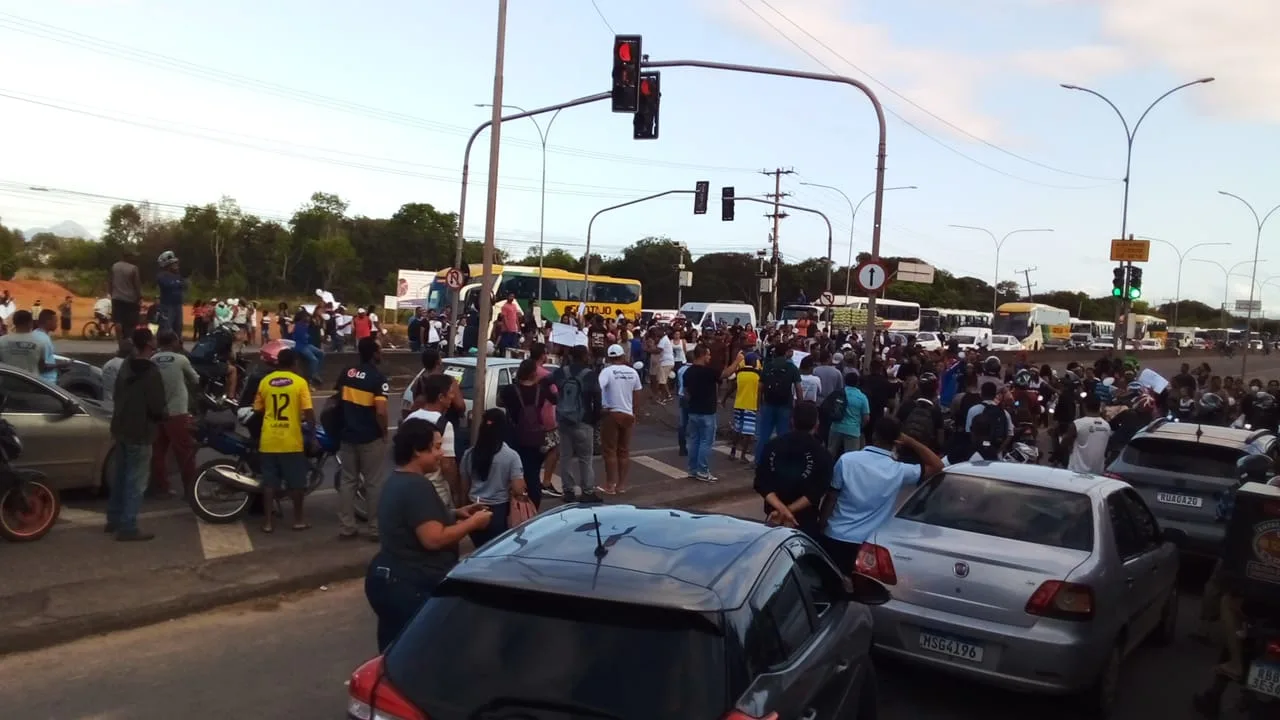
xmin=1063 ymin=394 xmax=1111 ymax=474
xmin=404 ymin=373 xmax=460 ymax=511
xmin=655 ymin=330 xmax=675 ymax=403
xmin=333 ymin=307 xmax=353 ymax=352
xmin=598 ymin=344 xmax=643 ymax=494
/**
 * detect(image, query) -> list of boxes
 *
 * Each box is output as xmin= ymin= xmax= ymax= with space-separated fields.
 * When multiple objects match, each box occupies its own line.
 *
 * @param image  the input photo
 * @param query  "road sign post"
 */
xmin=445 ymin=268 xmax=465 ymax=290
xmin=854 ymin=260 xmax=888 ymax=294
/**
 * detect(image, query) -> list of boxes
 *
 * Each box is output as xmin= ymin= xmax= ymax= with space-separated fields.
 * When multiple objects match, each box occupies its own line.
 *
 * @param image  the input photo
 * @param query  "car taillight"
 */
xmin=1103 ymin=472 xmax=1123 ymax=480
xmin=1266 ymin=640 xmax=1280 ymax=659
xmin=723 ymin=712 xmax=778 ymax=720
xmin=348 ymin=656 xmax=426 ymax=720
xmin=1026 ymin=580 xmax=1094 ymax=621
xmin=855 ymin=543 xmax=898 ymax=585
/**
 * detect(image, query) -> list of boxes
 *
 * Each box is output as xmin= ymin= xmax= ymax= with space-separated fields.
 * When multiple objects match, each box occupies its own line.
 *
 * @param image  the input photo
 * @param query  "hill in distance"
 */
xmin=23 ymin=220 xmax=94 ymax=241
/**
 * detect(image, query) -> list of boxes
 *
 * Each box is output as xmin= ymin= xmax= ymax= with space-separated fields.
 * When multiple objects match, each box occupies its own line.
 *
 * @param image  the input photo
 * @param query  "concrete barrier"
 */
xmin=64 ymin=348 xmax=428 ymax=378
xmin=978 ymin=348 xmax=1215 ymax=367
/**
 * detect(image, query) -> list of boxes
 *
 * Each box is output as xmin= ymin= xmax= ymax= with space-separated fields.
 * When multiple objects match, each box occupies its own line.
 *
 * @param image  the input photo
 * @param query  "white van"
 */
xmin=679 ymin=302 xmax=757 ymax=329
xmin=949 ymin=326 xmax=991 ymax=351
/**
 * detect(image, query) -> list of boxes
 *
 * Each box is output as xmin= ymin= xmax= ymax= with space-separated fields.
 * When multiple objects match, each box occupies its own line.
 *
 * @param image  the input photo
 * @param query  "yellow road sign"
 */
xmin=1110 ymin=238 xmax=1151 ymax=262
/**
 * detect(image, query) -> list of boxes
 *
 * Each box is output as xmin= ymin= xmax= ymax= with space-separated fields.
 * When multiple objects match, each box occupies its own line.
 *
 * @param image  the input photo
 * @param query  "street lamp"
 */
xmin=475 ymin=102 xmax=563 ymax=318
xmin=1061 ymin=77 xmax=1214 ymax=346
xmin=947 ymin=225 xmax=1054 ymax=315
xmin=799 ymin=182 xmax=917 ymax=297
xmin=1190 ymin=258 xmax=1266 ymax=328
xmin=1218 ymin=191 xmax=1280 ymax=376
xmin=1132 ymin=235 xmax=1229 ymax=330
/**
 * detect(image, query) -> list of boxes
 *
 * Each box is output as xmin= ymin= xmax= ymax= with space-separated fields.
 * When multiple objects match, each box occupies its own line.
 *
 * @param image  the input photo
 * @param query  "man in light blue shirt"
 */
xmin=819 ymin=415 xmax=944 ymax=574
xmin=33 ymin=309 xmax=66 ymax=385
xmin=828 ymin=371 xmax=871 ymax=456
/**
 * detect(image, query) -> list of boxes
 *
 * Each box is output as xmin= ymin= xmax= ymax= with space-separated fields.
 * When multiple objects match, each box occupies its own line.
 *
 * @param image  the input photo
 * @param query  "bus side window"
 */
xmin=541 ymin=278 xmax=564 ymax=301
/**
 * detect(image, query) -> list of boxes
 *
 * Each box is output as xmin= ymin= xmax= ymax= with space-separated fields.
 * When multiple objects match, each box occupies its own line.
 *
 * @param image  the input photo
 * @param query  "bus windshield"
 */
xmin=992 ymin=312 xmax=1031 ymax=339
xmin=425 ymin=280 xmax=451 ymax=312
xmin=919 ymin=309 xmax=941 ymax=332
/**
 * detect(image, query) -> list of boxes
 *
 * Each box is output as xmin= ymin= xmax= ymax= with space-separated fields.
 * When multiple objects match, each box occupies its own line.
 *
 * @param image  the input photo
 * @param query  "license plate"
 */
xmin=1156 ymin=492 xmax=1202 ymax=508
xmin=918 ymin=631 xmax=984 ymax=663
xmin=1247 ymin=660 xmax=1280 ymax=699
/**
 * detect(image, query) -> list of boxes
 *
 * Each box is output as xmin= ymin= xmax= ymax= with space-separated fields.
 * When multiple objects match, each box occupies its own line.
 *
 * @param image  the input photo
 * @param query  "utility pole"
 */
xmin=675 ymin=242 xmax=688 ymax=309
xmin=756 ymin=248 xmax=769 ymax=323
xmin=1016 ymin=267 xmax=1037 ymax=302
xmin=762 ymin=167 xmax=795 ymax=321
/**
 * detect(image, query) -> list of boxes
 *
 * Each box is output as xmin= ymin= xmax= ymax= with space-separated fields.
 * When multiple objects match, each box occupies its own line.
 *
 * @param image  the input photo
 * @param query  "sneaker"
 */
xmin=562 ymin=489 xmax=578 ymax=504
xmin=678 ymin=447 xmax=688 ymax=457
xmin=115 ymin=529 xmax=156 ymax=542
xmin=541 ymin=484 xmax=563 ymax=498
xmin=694 ymin=472 xmax=718 ymax=483
xmin=579 ymin=490 xmax=603 ymax=504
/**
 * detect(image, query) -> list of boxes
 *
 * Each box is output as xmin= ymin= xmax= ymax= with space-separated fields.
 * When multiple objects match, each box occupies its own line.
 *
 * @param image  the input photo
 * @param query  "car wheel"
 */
xmin=1150 ymin=586 xmax=1178 ymax=647
xmin=1079 ymin=642 xmax=1122 ymax=718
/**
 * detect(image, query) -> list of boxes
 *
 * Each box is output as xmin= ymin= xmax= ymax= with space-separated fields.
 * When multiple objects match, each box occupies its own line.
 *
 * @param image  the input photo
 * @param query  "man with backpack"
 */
xmin=550 ymin=344 xmax=602 ymax=503
xmin=755 ymin=343 xmax=804 ymax=465
xmin=946 ymin=371 xmax=984 ymax=463
xmin=895 ymin=374 xmax=944 ymax=465
xmin=965 ymin=381 xmax=1014 ymax=458
xmin=824 ymin=371 xmax=871 ymax=456
xmin=405 ymin=373 xmax=461 ymax=511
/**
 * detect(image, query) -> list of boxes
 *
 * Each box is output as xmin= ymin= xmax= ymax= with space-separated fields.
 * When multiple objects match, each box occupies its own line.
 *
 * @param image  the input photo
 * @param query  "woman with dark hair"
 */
xmin=499 ymin=358 xmax=555 ymax=509
xmin=460 ymin=408 xmax=528 ymax=547
xmin=364 ymin=418 xmax=492 ymax=652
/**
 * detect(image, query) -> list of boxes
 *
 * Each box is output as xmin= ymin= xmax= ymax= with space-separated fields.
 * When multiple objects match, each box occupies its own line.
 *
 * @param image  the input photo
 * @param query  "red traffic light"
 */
xmin=640 ymin=78 xmax=652 ymax=95
xmin=617 ymin=42 xmax=633 ymax=63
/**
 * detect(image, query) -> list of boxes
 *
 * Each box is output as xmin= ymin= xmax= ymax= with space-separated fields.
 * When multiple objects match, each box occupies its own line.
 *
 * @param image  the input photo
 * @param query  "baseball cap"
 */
xmin=744 ymin=352 xmax=760 ymax=366
xmin=606 ymin=344 xmax=625 ymax=358
xmin=832 ymin=352 xmax=844 ymax=364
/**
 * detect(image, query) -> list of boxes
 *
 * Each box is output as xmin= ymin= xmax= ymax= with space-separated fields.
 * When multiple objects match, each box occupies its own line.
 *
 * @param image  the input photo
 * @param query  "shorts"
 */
xmin=259 ymin=452 xmax=310 ymax=491
xmin=658 ymin=363 xmax=674 ymax=380
xmin=541 ymin=428 xmax=559 ymax=454
xmin=732 ymin=409 xmax=758 ymax=435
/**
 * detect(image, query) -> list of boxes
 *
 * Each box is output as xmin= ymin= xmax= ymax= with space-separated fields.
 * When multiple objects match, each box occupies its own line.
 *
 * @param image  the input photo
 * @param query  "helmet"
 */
xmin=918 ymin=371 xmax=938 ymax=385
xmin=260 ymin=339 xmax=294 ymax=367
xmin=983 ymin=356 xmax=1001 ymax=375
xmin=1062 ymin=369 xmax=1079 ymax=385
xmin=1238 ymin=454 xmax=1272 ymax=482
xmin=1199 ymin=392 xmax=1224 ymax=412
xmin=1013 ymin=370 xmax=1032 ymax=388
xmin=1255 ymin=391 xmax=1276 ymax=411
xmin=1002 ymin=442 xmax=1040 ymax=464
xmin=157 ymin=250 xmax=178 ymax=267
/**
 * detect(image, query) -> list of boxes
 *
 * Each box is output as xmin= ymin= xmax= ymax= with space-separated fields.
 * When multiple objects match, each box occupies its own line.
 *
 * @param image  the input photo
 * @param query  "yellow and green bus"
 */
xmin=1122 ymin=313 xmax=1168 ymax=344
xmin=992 ymin=302 xmax=1072 ymax=351
xmin=424 ymin=265 xmax=643 ymax=323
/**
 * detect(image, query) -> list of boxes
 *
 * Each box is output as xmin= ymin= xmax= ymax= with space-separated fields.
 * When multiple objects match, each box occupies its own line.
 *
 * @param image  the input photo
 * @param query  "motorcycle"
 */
xmin=0 ymin=398 xmax=60 ymax=541
xmin=186 ymin=397 xmax=368 ymax=524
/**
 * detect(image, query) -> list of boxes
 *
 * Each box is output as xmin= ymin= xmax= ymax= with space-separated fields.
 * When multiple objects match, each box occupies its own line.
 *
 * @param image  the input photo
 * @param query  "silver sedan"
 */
xmin=859 ymin=462 xmax=1179 ymax=717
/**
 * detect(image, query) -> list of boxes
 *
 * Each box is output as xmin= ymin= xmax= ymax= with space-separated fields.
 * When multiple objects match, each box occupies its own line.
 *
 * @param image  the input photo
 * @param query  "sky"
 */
xmin=1 ymin=0 xmax=1278 ymax=318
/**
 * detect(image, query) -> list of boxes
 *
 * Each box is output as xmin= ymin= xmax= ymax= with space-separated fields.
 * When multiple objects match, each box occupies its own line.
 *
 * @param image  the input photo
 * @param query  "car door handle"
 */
xmin=1125 ymin=576 xmax=1135 ymax=587
xmin=800 ymin=710 xmax=817 ymax=720
xmin=834 ymin=659 xmax=851 ymax=673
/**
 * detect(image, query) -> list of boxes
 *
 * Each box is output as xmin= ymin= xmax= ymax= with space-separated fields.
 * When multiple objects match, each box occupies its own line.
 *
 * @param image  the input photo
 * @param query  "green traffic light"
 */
xmin=1128 ymin=287 xmax=1142 ymax=300
xmin=1112 ymin=287 xmax=1122 ymax=298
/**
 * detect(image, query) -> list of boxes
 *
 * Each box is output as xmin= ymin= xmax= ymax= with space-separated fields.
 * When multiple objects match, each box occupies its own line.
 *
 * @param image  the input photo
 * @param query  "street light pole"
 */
xmin=947 ymin=225 xmax=1055 ymax=315
xmin=1189 ymin=258 xmax=1266 ymax=329
xmin=475 ymin=102 xmax=563 ymax=321
xmin=1218 ymin=191 xmax=1280 ymax=377
xmin=1060 ymin=77 xmax=1215 ymax=348
xmin=1133 ymin=235 xmax=1229 ymax=330
xmin=800 ymin=182 xmax=917 ymax=298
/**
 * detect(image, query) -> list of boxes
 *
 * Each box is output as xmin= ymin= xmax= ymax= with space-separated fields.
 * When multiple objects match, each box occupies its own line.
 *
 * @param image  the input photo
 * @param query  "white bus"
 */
xmin=920 ymin=308 xmax=992 ymax=333
xmin=1069 ymin=319 xmax=1115 ymax=338
xmin=1167 ymin=326 xmax=1201 ymax=349
xmin=992 ymin=302 xmax=1072 ymax=351
xmin=783 ymin=296 xmax=922 ymax=332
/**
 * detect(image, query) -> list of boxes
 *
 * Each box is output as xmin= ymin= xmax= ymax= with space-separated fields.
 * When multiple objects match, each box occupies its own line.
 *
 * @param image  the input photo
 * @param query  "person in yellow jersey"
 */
xmin=252 ymin=347 xmax=316 ymax=533
xmin=727 ymin=351 xmax=762 ymax=463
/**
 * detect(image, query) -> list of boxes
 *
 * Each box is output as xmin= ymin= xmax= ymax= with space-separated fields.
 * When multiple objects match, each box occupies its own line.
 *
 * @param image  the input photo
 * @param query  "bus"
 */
xmin=992 ymin=302 xmax=1072 ymax=350
xmin=1069 ymin=319 xmax=1115 ymax=338
xmin=920 ymin=308 xmax=992 ymax=333
xmin=423 ymin=264 xmax=643 ymax=323
xmin=1122 ymin=313 xmax=1168 ymax=344
xmin=1167 ymin=326 xmax=1201 ymax=349
xmin=782 ymin=296 xmax=922 ymax=332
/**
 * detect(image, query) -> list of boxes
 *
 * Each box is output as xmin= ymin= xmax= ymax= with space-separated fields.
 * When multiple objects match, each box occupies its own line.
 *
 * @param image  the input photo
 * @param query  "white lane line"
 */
xmin=631 ymin=455 xmax=690 ymax=479
xmin=59 ymin=507 xmax=105 ymax=525
xmin=195 ymin=521 xmax=254 ymax=560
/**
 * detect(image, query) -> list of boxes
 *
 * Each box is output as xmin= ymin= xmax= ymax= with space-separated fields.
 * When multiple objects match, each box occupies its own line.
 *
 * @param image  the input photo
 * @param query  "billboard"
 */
xmin=396 ymin=269 xmax=436 ymax=301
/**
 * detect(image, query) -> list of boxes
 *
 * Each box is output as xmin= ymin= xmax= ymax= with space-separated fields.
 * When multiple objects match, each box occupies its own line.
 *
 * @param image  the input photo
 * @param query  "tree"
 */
xmin=524 ymin=246 xmax=578 ymax=271
xmin=102 ymin=204 xmax=146 ymax=249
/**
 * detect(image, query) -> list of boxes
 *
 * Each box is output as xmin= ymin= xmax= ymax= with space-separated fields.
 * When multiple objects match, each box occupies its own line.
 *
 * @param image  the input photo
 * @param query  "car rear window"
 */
xmin=385 ymin=581 xmax=727 ymax=719
xmin=1122 ymin=437 xmax=1244 ymax=479
xmin=897 ymin=472 xmax=1095 ymax=551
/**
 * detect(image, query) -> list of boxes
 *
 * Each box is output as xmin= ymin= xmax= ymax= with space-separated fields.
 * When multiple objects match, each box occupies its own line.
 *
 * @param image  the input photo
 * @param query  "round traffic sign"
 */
xmin=855 ymin=261 xmax=888 ymax=293
xmin=445 ymin=268 xmax=465 ymax=290
xmin=818 ymin=291 xmax=835 ymax=306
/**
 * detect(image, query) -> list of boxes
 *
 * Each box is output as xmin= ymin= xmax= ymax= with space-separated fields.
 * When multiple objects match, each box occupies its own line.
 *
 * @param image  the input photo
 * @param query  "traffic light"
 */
xmin=1128 ymin=266 xmax=1143 ymax=300
xmin=1112 ymin=266 xmax=1125 ymax=298
xmin=721 ymin=187 xmax=735 ymax=221
xmin=611 ymin=35 xmax=642 ymax=113
xmin=633 ymin=72 xmax=660 ymax=140
xmin=693 ymin=181 xmax=709 ymax=215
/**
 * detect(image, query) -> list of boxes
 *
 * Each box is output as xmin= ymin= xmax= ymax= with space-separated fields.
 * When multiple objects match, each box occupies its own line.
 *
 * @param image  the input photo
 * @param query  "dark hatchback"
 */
xmin=346 ymin=505 xmax=889 ymax=720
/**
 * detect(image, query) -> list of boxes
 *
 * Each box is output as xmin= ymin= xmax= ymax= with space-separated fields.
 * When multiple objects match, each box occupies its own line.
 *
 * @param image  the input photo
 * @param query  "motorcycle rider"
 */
xmin=1196 ymin=392 xmax=1228 ymax=426
xmin=979 ymin=356 xmax=1004 ymax=394
xmin=1237 ymin=390 xmax=1279 ymax=432
xmin=190 ymin=321 xmax=245 ymax=400
xmin=155 ymin=250 xmax=187 ymax=338
xmin=1009 ymin=370 xmax=1041 ymax=426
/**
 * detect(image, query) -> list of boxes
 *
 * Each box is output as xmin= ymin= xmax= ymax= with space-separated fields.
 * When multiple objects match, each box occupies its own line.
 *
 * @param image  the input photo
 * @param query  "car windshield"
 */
xmin=917 ymin=333 xmax=935 ymax=342
xmin=952 ymin=334 xmax=975 ymax=344
xmin=1071 ymin=334 xmax=1090 ymax=342
xmin=441 ymin=363 xmax=477 ymax=398
xmin=1097 ymin=336 xmax=1113 ymax=344
xmin=385 ymin=581 xmax=726 ymax=720
xmin=992 ymin=335 xmax=1016 ymax=345
xmin=898 ymin=472 xmax=1095 ymax=551
xmin=680 ymin=311 xmax=704 ymax=325
xmin=1122 ymin=438 xmax=1244 ymax=480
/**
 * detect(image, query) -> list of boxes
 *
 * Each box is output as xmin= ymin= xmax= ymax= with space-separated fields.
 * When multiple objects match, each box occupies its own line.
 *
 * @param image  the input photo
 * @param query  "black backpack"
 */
xmin=761 ymin=362 xmax=795 ymax=406
xmin=901 ymin=399 xmax=937 ymax=447
xmin=974 ymin=403 xmax=1010 ymax=447
xmin=820 ymin=388 xmax=848 ymax=423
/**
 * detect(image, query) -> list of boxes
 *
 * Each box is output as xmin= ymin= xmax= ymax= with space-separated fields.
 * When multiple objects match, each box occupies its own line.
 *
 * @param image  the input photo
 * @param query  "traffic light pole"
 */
xmin=585 ymin=190 xmax=695 ymax=304
xmin=727 ymin=197 xmax=834 ymax=293
xmin=448 ymin=90 xmax=611 ymax=355
xmin=639 ymin=58 xmax=887 ymax=372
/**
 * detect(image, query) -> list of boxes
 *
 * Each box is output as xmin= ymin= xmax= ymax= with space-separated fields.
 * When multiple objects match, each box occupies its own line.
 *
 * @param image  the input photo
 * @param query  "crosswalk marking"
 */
xmin=631 ymin=455 xmax=690 ymax=479
xmin=195 ymin=521 xmax=254 ymax=560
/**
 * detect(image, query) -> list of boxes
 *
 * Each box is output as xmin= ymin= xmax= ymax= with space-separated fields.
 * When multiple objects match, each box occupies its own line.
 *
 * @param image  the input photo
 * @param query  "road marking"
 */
xmin=59 ymin=507 xmax=105 ymax=525
xmin=195 ymin=520 xmax=254 ymax=560
xmin=631 ymin=455 xmax=690 ymax=479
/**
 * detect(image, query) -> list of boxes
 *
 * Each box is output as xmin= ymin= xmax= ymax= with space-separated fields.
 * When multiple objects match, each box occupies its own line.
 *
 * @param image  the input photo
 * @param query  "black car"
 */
xmin=346 ymin=504 xmax=889 ymax=720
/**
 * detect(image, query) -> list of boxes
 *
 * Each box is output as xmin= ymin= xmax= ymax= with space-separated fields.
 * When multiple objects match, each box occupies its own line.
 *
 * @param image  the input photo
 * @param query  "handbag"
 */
xmin=508 ymin=496 xmax=537 ymax=527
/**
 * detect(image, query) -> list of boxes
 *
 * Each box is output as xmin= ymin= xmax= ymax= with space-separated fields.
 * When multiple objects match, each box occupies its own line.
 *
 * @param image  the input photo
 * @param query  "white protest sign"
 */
xmin=790 ymin=350 xmax=810 ymax=368
xmin=1137 ymin=368 xmax=1168 ymax=395
xmin=551 ymin=322 xmax=588 ymax=347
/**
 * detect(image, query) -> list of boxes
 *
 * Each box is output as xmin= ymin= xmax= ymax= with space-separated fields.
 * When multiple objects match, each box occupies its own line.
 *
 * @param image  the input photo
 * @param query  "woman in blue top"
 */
xmin=290 ymin=309 xmax=325 ymax=385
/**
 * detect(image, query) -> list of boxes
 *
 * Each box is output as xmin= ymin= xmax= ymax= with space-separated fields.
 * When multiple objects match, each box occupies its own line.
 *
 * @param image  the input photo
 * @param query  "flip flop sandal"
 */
xmin=292 ymin=523 xmax=312 ymax=531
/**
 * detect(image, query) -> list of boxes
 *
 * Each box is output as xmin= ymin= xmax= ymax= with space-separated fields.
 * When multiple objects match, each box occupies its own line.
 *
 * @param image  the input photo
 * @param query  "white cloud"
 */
xmin=701 ymin=0 xmax=1001 ymax=140
xmin=1014 ymin=44 xmax=1131 ymax=83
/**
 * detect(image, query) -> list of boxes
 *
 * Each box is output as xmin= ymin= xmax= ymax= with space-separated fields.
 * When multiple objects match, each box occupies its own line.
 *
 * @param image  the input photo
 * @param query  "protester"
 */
xmin=460 ymin=408 xmax=527 ymax=547
xmin=107 ymin=328 xmax=167 ymax=542
xmin=754 ymin=400 xmax=831 ymax=538
xmin=150 ymin=329 xmax=199 ymax=497
xmin=334 ymin=337 xmax=390 ymax=540
xmin=598 ymin=344 xmax=643 ymax=494
xmin=251 ymin=348 xmax=314 ymax=533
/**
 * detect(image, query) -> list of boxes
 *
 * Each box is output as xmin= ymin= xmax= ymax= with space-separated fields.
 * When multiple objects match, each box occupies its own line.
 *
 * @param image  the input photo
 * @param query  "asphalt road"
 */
xmin=0 ymin=488 xmax=1236 ymax=720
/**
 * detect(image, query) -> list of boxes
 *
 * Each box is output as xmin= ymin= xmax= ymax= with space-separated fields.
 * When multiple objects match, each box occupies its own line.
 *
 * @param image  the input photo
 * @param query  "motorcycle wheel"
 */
xmin=0 ymin=479 xmax=61 ymax=541
xmin=189 ymin=459 xmax=253 ymax=523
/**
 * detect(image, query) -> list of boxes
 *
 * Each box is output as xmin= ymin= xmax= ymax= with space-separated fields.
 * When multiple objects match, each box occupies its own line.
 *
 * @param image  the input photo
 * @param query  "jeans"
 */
xmin=686 ymin=413 xmax=716 ymax=476
xmin=557 ymin=422 xmax=594 ymax=493
xmin=677 ymin=403 xmax=689 ymax=451
xmin=331 ymin=335 xmax=346 ymax=353
xmin=159 ymin=303 xmax=183 ymax=338
xmin=296 ymin=345 xmax=324 ymax=380
xmin=364 ymin=559 xmax=442 ymax=652
xmin=514 ymin=444 xmax=544 ymax=509
xmin=469 ymin=501 xmax=510 ymax=548
xmin=755 ymin=403 xmax=792 ymax=464
xmin=151 ymin=414 xmax=197 ymax=494
xmin=108 ymin=443 xmax=152 ymax=533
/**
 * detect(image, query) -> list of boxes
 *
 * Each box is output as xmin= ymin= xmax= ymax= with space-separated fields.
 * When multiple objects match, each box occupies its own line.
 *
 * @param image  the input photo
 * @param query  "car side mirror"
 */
xmin=846 ymin=572 xmax=891 ymax=606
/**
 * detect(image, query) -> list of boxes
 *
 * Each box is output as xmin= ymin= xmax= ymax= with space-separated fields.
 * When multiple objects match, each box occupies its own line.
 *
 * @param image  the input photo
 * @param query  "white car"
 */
xmin=400 ymin=357 xmax=524 ymax=425
xmin=1090 ymin=336 xmax=1115 ymax=351
xmin=1139 ymin=338 xmax=1162 ymax=351
xmin=1191 ymin=338 xmax=1207 ymax=349
xmin=986 ymin=335 xmax=1022 ymax=352
xmin=914 ymin=331 xmax=943 ymax=351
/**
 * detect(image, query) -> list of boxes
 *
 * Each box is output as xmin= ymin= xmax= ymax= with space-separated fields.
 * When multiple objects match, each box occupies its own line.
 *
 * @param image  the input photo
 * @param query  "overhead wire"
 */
xmin=733 ymin=0 xmax=1118 ymax=191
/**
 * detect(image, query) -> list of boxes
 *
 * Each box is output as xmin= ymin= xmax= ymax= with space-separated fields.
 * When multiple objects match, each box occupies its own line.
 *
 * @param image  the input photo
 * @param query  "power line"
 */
xmin=589 ymin=0 xmax=616 ymax=34
xmin=733 ymin=0 xmax=1118 ymax=191
xmin=0 ymin=11 xmax=756 ymax=175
